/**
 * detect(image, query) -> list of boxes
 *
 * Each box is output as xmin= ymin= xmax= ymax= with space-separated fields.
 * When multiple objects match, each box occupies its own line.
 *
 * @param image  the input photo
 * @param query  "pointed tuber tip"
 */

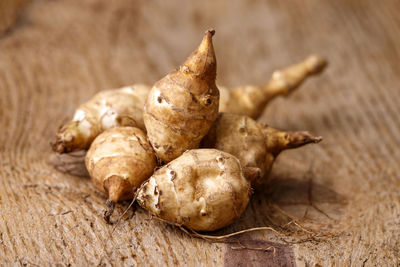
xmin=286 ymin=131 xmax=323 ymax=149
xmin=52 ymin=123 xmax=80 ymax=153
xmin=104 ymin=175 xmax=131 ymax=203
xmin=312 ymin=135 xmax=324 ymax=143
xmin=52 ymin=133 xmax=74 ymax=153
xmin=181 ymin=29 xmax=217 ymax=80
xmin=205 ymin=29 xmax=215 ymax=36
xmin=305 ymin=55 xmax=328 ymax=74
xmin=52 ymin=141 xmax=67 ymax=153
xmin=263 ymin=126 xmax=323 ymax=155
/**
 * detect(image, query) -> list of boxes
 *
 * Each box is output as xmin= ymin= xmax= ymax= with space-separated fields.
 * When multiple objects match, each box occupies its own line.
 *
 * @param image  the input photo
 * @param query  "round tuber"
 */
xmin=136 ymin=149 xmax=251 ymax=231
xmin=201 ymin=113 xmax=322 ymax=185
xmin=85 ymin=126 xmax=156 ymax=223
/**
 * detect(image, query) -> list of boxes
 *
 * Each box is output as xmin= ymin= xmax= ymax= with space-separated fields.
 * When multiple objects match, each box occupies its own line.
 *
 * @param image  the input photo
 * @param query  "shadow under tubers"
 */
xmin=249 ymin=174 xmax=348 ymax=233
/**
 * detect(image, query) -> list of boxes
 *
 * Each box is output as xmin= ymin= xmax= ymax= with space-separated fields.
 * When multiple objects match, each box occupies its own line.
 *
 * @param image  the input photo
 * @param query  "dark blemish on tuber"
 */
xmin=201 ymin=95 xmax=213 ymax=106
xmin=169 ymin=170 xmax=177 ymax=180
xmin=206 ymin=29 xmax=215 ymax=36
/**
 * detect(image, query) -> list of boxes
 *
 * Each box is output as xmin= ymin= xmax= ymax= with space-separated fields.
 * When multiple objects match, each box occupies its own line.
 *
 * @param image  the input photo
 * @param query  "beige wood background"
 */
xmin=1 ymin=0 xmax=399 ymax=266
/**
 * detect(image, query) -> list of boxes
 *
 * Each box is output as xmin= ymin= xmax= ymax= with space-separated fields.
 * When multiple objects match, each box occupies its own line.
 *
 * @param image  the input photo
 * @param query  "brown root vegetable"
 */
xmin=143 ymin=30 xmax=219 ymax=163
xmin=53 ymin=84 xmax=151 ymax=153
xmin=201 ymin=113 xmax=322 ymax=185
xmin=85 ymin=126 xmax=156 ymax=223
xmin=219 ymin=55 xmax=327 ymax=119
xmin=52 ymin=54 xmax=326 ymax=156
xmin=136 ymin=149 xmax=251 ymax=231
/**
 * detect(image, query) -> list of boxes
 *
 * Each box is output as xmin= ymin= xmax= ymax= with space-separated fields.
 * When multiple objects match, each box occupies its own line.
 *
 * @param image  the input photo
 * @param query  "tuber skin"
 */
xmin=53 ymin=84 xmax=151 ymax=153
xmin=85 ymin=126 xmax=156 ymax=223
xmin=136 ymin=149 xmax=251 ymax=231
xmin=143 ymin=30 xmax=220 ymax=163
xmin=219 ymin=55 xmax=327 ymax=119
xmin=201 ymin=113 xmax=322 ymax=185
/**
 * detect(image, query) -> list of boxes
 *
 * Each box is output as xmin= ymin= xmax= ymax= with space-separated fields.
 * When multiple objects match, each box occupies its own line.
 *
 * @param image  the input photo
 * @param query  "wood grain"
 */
xmin=0 ymin=0 xmax=30 ymax=35
xmin=1 ymin=0 xmax=400 ymax=266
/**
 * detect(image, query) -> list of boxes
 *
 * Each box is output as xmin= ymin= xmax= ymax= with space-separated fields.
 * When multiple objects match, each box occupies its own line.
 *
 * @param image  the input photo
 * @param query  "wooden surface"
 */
xmin=1 ymin=0 xmax=400 ymax=266
xmin=0 ymin=0 xmax=30 ymax=35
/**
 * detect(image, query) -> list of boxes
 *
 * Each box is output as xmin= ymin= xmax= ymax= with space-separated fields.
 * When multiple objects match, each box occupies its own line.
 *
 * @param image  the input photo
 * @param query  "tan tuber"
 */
xmin=53 ymin=55 xmax=326 ymax=155
xmin=53 ymin=84 xmax=150 ymax=153
xmin=85 ymin=126 xmax=156 ymax=223
xmin=201 ymin=113 xmax=322 ymax=185
xmin=143 ymin=30 xmax=220 ymax=163
xmin=136 ymin=149 xmax=251 ymax=231
xmin=51 ymin=30 xmax=327 ymax=232
xmin=219 ymin=55 xmax=327 ymax=119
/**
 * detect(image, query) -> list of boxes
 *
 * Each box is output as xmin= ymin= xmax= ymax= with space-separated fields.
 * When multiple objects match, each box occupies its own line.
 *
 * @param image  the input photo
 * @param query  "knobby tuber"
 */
xmin=51 ymin=29 xmax=327 ymax=234
xmin=143 ymin=30 xmax=220 ymax=163
xmin=85 ymin=126 xmax=156 ymax=223
xmin=219 ymin=55 xmax=327 ymax=119
xmin=136 ymin=149 xmax=251 ymax=231
xmin=201 ymin=113 xmax=322 ymax=185
xmin=52 ymin=55 xmax=326 ymax=155
xmin=53 ymin=84 xmax=150 ymax=153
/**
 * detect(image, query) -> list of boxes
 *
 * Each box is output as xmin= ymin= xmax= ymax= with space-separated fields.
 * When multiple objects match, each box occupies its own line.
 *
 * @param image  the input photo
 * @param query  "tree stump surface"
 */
xmin=1 ymin=0 xmax=399 ymax=266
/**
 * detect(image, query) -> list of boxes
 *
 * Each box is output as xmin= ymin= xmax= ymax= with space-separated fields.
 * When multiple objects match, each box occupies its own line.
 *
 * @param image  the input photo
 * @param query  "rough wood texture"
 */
xmin=1 ymin=0 xmax=399 ymax=266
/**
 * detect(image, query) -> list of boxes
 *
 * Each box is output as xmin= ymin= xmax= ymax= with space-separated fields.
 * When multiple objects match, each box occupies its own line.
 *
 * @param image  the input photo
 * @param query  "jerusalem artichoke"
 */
xmin=53 ymin=55 xmax=326 ymax=155
xmin=143 ymin=30 xmax=219 ymax=163
xmin=53 ymin=84 xmax=150 ymax=153
xmin=85 ymin=126 xmax=156 ymax=223
xmin=219 ymin=55 xmax=327 ymax=119
xmin=136 ymin=149 xmax=251 ymax=231
xmin=201 ymin=113 xmax=322 ymax=185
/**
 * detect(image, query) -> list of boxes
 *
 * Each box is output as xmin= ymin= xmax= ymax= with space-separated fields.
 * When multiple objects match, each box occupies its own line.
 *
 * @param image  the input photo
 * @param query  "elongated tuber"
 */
xmin=201 ymin=113 xmax=322 ymax=185
xmin=53 ymin=84 xmax=151 ymax=153
xmin=143 ymin=30 xmax=219 ymax=163
xmin=136 ymin=149 xmax=251 ymax=231
xmin=85 ymin=126 xmax=156 ymax=223
xmin=219 ymin=55 xmax=327 ymax=119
